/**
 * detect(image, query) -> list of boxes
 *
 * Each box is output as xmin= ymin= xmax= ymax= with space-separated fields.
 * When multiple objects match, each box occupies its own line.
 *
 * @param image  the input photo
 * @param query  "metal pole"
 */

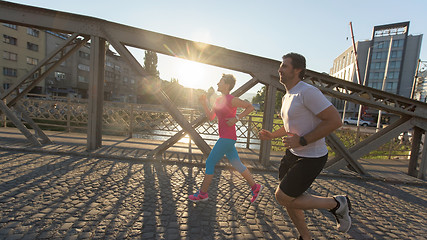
xmin=356 ymin=46 xmax=372 ymax=141
xmin=350 ymin=22 xmax=364 ymax=130
xmin=350 ymin=22 xmax=362 ymax=85
xmin=341 ymin=100 xmax=347 ymax=123
xmin=377 ymin=36 xmax=393 ymax=132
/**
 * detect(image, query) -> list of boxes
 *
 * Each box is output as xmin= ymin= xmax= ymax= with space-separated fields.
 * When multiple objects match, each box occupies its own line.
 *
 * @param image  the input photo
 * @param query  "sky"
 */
xmin=6 ymin=0 xmax=427 ymax=97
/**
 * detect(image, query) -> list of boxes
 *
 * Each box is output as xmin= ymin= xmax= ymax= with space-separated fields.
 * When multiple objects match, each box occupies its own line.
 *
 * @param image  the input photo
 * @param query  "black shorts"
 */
xmin=279 ymin=149 xmax=328 ymax=198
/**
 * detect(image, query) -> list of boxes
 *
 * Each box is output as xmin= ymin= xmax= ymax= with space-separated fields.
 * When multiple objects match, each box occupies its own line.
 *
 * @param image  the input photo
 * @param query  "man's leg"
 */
xmin=276 ymin=188 xmax=337 ymax=210
xmin=275 ymin=187 xmax=312 ymax=239
xmin=286 ymin=207 xmax=310 ymax=240
xmin=275 ymin=186 xmax=337 ymax=239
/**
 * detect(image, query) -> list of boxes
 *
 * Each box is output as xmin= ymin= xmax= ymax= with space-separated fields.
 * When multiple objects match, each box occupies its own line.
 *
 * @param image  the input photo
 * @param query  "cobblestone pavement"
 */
xmin=0 ymin=150 xmax=426 ymax=240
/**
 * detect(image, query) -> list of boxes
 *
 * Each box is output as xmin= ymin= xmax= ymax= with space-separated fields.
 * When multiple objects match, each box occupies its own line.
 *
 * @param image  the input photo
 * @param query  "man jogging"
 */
xmin=259 ymin=53 xmax=351 ymax=240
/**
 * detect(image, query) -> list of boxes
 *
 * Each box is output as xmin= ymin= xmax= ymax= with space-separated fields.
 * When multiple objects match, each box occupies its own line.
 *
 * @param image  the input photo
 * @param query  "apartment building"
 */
xmin=44 ymin=31 xmax=139 ymax=102
xmin=1 ymin=23 xmax=46 ymax=93
xmin=1 ymin=23 xmax=139 ymax=102
xmin=330 ymin=21 xmax=423 ymax=116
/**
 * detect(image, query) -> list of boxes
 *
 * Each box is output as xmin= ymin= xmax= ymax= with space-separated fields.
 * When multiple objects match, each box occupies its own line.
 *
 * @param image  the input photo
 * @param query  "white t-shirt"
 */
xmin=281 ymin=81 xmax=332 ymax=158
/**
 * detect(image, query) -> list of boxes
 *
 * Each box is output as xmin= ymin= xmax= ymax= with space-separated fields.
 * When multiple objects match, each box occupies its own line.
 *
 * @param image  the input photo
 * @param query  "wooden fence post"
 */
xmin=246 ymin=116 xmax=252 ymax=149
xmin=129 ymin=104 xmax=134 ymax=138
xmin=67 ymin=96 xmax=71 ymax=132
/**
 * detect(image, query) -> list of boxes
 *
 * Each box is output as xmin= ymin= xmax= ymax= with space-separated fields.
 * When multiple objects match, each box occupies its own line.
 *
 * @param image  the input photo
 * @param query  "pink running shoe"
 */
xmin=250 ymin=184 xmax=263 ymax=203
xmin=189 ymin=190 xmax=209 ymax=202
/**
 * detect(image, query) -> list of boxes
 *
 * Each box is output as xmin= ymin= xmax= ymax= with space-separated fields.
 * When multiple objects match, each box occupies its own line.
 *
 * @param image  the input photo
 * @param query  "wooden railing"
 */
xmin=1 ymin=94 xmax=411 ymax=158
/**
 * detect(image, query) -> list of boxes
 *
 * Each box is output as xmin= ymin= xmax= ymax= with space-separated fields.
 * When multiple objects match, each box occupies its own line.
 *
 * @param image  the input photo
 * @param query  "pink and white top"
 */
xmin=213 ymin=94 xmax=237 ymax=140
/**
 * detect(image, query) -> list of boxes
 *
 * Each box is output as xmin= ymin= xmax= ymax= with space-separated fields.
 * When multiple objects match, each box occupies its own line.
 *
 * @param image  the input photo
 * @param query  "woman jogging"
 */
xmin=188 ymin=74 xmax=263 ymax=203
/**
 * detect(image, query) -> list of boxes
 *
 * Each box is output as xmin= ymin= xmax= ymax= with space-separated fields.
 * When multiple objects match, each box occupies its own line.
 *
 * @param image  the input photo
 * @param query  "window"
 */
xmin=26 ymin=57 xmax=38 ymax=65
xmin=3 ymin=83 xmax=10 ymax=90
xmin=27 ymin=28 xmax=39 ymax=37
xmin=3 ymin=67 xmax=17 ymax=77
xmin=78 ymin=51 xmax=90 ymax=60
xmin=386 ymin=82 xmax=398 ymax=91
xmin=3 ymin=35 xmax=17 ymax=45
xmin=3 ymin=51 xmax=17 ymax=61
xmin=372 ymin=82 xmax=381 ymax=89
xmin=373 ymin=62 xmax=386 ymax=70
xmin=374 ymin=41 xmax=388 ymax=49
xmin=391 ymin=50 xmax=402 ymax=59
xmin=78 ymin=64 xmax=90 ymax=71
xmin=105 ymin=71 xmax=114 ymax=81
xmin=78 ymin=75 xmax=88 ymax=83
xmin=371 ymin=72 xmax=384 ymax=80
xmin=3 ymin=23 xmax=17 ymax=29
xmin=387 ymin=71 xmax=399 ymax=79
xmin=374 ymin=72 xmax=379 ymax=79
xmin=392 ymin=39 xmax=404 ymax=48
xmin=54 ymin=71 xmax=66 ymax=80
xmin=389 ymin=61 xmax=401 ymax=69
xmin=368 ymin=82 xmax=380 ymax=89
xmin=106 ymin=61 xmax=114 ymax=68
xmin=27 ymin=42 xmax=39 ymax=51
xmin=374 ymin=52 xmax=385 ymax=59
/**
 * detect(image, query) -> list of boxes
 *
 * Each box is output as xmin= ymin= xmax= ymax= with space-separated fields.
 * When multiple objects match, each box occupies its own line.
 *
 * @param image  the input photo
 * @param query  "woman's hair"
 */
xmin=283 ymin=52 xmax=306 ymax=80
xmin=222 ymin=74 xmax=236 ymax=90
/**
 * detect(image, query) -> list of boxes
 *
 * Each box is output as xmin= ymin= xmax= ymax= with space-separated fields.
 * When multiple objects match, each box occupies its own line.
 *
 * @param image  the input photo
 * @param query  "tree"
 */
xmin=251 ymin=86 xmax=285 ymax=111
xmin=170 ymin=77 xmax=179 ymax=84
xmin=143 ymin=50 xmax=159 ymax=77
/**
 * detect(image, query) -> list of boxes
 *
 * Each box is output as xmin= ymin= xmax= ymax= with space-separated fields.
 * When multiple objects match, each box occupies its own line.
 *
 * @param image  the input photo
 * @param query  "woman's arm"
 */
xmin=231 ymin=97 xmax=254 ymax=119
xmin=200 ymin=95 xmax=216 ymax=121
xmin=226 ymin=97 xmax=254 ymax=126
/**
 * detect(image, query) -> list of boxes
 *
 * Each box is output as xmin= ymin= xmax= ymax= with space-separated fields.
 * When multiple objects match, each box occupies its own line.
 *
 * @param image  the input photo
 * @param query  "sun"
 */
xmin=176 ymin=59 xmax=207 ymax=89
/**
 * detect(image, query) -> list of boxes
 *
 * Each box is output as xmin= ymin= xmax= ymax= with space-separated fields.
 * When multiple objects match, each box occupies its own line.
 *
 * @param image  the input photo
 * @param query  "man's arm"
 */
xmin=259 ymin=126 xmax=287 ymax=140
xmin=302 ymin=105 xmax=342 ymax=144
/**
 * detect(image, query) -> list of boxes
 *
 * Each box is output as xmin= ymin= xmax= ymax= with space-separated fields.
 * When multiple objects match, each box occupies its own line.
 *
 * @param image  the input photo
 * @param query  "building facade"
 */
xmin=1 ymin=23 xmax=46 ymax=93
xmin=330 ymin=21 xmax=423 ymax=118
xmin=1 ymin=23 xmax=139 ymax=102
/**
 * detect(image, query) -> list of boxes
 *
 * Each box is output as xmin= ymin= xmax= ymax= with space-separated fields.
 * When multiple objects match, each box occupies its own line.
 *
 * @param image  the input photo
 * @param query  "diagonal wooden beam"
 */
xmin=13 ymin=103 xmax=52 ymax=144
xmin=327 ymin=117 xmax=413 ymax=171
xmin=326 ymin=133 xmax=367 ymax=175
xmin=0 ymin=100 xmax=41 ymax=146
xmin=103 ymin=29 xmax=212 ymax=157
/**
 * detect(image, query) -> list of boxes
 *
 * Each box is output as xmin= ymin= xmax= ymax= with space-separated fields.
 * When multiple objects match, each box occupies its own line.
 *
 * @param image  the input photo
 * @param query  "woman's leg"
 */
xmin=224 ymin=141 xmax=255 ymax=187
xmin=200 ymin=139 xmax=228 ymax=191
xmin=240 ymin=168 xmax=256 ymax=187
xmin=200 ymin=174 xmax=214 ymax=193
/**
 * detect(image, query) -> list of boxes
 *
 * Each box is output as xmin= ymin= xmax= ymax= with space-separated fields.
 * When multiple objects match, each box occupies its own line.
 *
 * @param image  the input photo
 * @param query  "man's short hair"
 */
xmin=222 ymin=74 xmax=236 ymax=91
xmin=283 ymin=53 xmax=306 ymax=80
